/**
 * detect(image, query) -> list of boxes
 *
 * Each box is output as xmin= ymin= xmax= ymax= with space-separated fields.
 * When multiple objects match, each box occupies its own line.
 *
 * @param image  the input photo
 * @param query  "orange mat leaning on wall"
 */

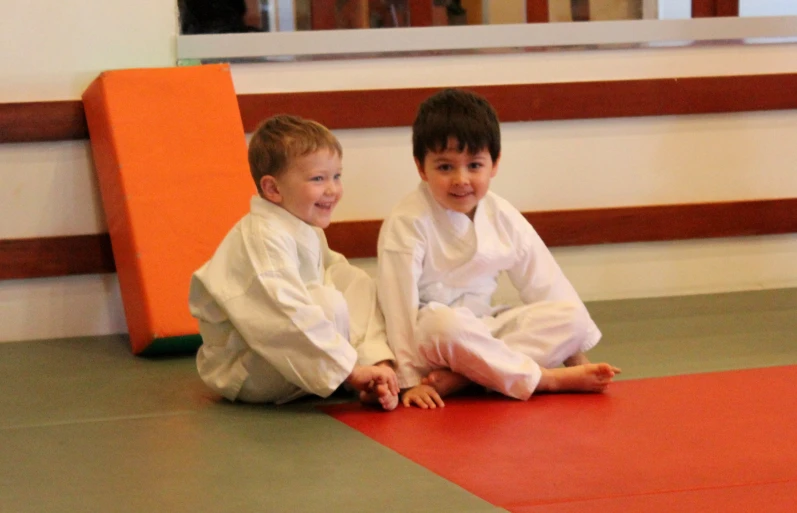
xmin=82 ymin=64 xmax=254 ymax=355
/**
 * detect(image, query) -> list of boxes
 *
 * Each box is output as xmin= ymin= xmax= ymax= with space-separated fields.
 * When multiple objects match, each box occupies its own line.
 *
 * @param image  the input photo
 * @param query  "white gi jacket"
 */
xmin=190 ymin=195 xmax=393 ymax=401
xmin=377 ymin=183 xmax=601 ymax=389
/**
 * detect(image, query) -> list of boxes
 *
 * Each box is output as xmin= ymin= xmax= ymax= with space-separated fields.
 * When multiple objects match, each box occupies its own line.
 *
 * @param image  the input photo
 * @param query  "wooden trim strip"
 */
xmin=3 ymin=199 xmax=795 ymax=278
xmin=4 ymin=74 xmax=797 ymax=143
xmin=0 ymin=234 xmax=115 ymax=280
xmin=526 ymin=0 xmax=550 ymax=23
xmin=522 ymin=198 xmax=797 ymax=247
xmin=692 ymin=0 xmax=739 ymax=18
xmin=407 ymin=0 xmax=434 ymax=27
xmin=236 ymin=74 xmax=797 ymax=132
xmin=0 ymin=101 xmax=87 ymax=143
xmin=716 ymin=0 xmax=740 ymax=17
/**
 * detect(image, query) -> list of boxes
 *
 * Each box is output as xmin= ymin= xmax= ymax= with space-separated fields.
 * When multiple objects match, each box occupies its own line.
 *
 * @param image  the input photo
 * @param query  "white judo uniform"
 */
xmin=190 ymin=195 xmax=394 ymax=403
xmin=377 ymin=183 xmax=601 ymax=400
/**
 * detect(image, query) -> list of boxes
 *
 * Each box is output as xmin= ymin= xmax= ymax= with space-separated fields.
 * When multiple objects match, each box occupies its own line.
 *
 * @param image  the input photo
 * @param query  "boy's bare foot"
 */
xmin=422 ymin=369 xmax=471 ymax=397
xmin=537 ymin=363 xmax=621 ymax=393
xmin=563 ymin=351 xmax=590 ymax=367
xmin=360 ymin=383 xmax=399 ymax=411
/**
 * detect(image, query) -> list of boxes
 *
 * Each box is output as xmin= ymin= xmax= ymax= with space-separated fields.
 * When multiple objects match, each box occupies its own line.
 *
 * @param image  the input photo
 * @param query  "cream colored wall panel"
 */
xmin=659 ymin=0 xmax=690 ymax=19
xmin=0 ymin=275 xmax=127 ymax=343
xmin=230 ymin=43 xmax=797 ymax=94
xmin=0 ymin=0 xmax=176 ymax=101
xmin=741 ymin=0 xmax=797 ymax=17
xmin=331 ymin=127 xmax=416 ymax=220
xmin=0 ymin=142 xmax=106 ymax=238
xmin=495 ymin=111 xmax=797 ymax=211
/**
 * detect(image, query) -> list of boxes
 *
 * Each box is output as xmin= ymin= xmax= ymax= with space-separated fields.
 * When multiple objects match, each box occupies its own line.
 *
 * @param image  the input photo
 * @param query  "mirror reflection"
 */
xmin=177 ymin=1 xmax=797 ymax=35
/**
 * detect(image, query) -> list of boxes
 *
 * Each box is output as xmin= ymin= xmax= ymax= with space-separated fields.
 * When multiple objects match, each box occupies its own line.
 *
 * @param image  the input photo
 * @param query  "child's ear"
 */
xmin=414 ymin=157 xmax=428 ymax=182
xmin=260 ymin=175 xmax=282 ymax=204
xmin=491 ymin=155 xmax=500 ymax=177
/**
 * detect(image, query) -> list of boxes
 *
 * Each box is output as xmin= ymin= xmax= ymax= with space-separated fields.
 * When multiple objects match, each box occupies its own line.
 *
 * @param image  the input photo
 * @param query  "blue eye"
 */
xmin=334 ymin=173 xmax=342 ymax=181
xmin=310 ymin=176 xmax=324 ymax=182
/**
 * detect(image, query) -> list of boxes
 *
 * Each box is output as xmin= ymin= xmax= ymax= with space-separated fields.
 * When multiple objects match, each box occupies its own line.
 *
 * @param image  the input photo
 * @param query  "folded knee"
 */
xmin=416 ymin=306 xmax=462 ymax=345
xmin=561 ymin=302 xmax=591 ymax=341
xmin=518 ymin=300 xmax=590 ymax=340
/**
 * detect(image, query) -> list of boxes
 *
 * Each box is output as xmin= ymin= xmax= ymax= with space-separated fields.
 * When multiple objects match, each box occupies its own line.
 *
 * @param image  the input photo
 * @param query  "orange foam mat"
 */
xmin=326 ymin=366 xmax=797 ymax=512
xmin=82 ymin=64 xmax=253 ymax=354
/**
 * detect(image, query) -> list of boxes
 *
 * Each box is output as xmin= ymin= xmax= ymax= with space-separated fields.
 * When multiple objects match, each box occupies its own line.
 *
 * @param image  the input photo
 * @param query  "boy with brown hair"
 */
xmin=190 ymin=115 xmax=398 ymax=409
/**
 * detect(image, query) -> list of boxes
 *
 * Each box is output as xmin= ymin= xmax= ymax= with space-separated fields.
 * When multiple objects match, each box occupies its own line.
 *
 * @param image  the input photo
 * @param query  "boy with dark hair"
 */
xmin=190 ymin=115 xmax=398 ymax=410
xmin=378 ymin=89 xmax=620 ymax=408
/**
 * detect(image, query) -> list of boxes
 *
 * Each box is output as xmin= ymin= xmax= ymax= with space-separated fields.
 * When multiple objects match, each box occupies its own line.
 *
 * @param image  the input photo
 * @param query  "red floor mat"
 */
xmin=325 ymin=366 xmax=797 ymax=512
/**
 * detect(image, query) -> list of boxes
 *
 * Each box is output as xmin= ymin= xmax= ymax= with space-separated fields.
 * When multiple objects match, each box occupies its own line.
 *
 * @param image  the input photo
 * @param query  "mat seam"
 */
xmin=503 ymin=477 xmax=797 ymax=508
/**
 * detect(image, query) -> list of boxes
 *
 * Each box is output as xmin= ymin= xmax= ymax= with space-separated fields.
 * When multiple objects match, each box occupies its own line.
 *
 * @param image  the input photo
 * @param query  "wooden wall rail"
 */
xmin=692 ymin=0 xmax=739 ymax=18
xmin=526 ymin=0 xmax=550 ymax=23
xmin=0 ymin=101 xmax=88 ymax=143
xmin=0 ymin=234 xmax=115 ymax=280
xmin=238 ymin=74 xmax=797 ymax=131
xmin=3 ymin=74 xmax=797 ymax=143
xmin=4 ymin=199 xmax=796 ymax=279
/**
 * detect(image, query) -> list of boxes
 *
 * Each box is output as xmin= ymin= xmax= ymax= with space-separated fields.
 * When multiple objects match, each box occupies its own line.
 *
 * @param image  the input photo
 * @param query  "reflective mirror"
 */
xmin=175 ymin=1 xmax=797 ymax=63
xmin=178 ymin=0 xmax=797 ymax=35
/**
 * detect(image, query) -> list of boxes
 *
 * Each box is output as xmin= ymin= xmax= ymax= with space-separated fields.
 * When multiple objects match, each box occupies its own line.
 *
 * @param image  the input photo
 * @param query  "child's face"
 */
xmin=262 ymin=149 xmax=343 ymax=228
xmin=416 ymin=139 xmax=498 ymax=219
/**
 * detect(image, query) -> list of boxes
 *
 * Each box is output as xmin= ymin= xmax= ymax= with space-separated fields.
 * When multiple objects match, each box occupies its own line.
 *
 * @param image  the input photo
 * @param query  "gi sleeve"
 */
xmin=377 ymin=217 xmax=426 ymax=389
xmin=506 ymin=214 xmax=602 ymax=350
xmin=223 ymin=232 xmax=358 ymax=398
xmin=506 ymin=218 xmax=583 ymax=304
xmin=319 ymin=234 xmax=395 ymax=366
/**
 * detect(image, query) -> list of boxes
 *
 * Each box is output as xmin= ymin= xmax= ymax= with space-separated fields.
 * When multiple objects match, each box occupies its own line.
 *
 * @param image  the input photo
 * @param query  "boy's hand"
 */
xmin=360 ymin=383 xmax=399 ymax=411
xmin=346 ymin=364 xmax=399 ymax=396
xmin=402 ymin=384 xmax=445 ymax=409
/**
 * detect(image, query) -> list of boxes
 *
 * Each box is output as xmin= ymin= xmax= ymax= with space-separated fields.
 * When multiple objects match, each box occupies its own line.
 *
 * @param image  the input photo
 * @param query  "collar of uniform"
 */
xmin=248 ymin=195 xmax=319 ymax=251
xmin=418 ymin=182 xmax=477 ymax=239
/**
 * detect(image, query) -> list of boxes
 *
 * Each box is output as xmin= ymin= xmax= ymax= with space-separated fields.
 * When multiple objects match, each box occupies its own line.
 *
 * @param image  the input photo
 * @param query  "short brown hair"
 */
xmin=248 ymin=115 xmax=342 ymax=193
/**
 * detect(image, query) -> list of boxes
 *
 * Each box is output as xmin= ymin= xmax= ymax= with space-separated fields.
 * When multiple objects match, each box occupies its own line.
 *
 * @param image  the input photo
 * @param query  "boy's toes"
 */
xmin=380 ymin=393 xmax=399 ymax=411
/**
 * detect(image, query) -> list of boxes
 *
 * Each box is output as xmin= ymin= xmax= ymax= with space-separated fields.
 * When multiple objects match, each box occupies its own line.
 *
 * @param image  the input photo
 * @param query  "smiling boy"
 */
xmin=190 ymin=115 xmax=398 ymax=409
xmin=377 ymin=89 xmax=620 ymax=408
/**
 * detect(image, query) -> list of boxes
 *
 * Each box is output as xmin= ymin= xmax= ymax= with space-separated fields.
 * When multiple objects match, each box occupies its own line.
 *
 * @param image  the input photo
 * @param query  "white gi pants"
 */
xmin=236 ymin=265 xmax=384 ymax=404
xmin=415 ymin=301 xmax=591 ymax=400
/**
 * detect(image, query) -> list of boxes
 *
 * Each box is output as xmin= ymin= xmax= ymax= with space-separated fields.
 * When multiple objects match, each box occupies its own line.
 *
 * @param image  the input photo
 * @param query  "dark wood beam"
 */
xmin=692 ymin=0 xmax=739 ymax=18
xmin=3 ymin=199 xmax=795 ymax=278
xmin=0 ymin=101 xmax=87 ymax=143
xmin=5 ymin=74 xmax=797 ymax=143
xmin=0 ymin=234 xmax=115 ymax=280
xmin=526 ymin=0 xmax=550 ymax=23
xmin=236 ymin=74 xmax=797 ymax=132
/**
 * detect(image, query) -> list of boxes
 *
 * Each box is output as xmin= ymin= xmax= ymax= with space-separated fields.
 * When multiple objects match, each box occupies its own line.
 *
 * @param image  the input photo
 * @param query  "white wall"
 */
xmin=0 ymin=0 xmax=176 ymax=102
xmin=1 ymin=5 xmax=797 ymax=343
xmin=659 ymin=0 xmax=691 ymax=19
xmin=740 ymin=0 xmax=797 ymax=17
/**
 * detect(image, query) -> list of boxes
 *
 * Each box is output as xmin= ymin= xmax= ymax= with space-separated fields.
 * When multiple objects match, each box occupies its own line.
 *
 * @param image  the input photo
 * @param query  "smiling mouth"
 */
xmin=450 ymin=192 xmax=472 ymax=198
xmin=315 ymin=202 xmax=334 ymax=210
